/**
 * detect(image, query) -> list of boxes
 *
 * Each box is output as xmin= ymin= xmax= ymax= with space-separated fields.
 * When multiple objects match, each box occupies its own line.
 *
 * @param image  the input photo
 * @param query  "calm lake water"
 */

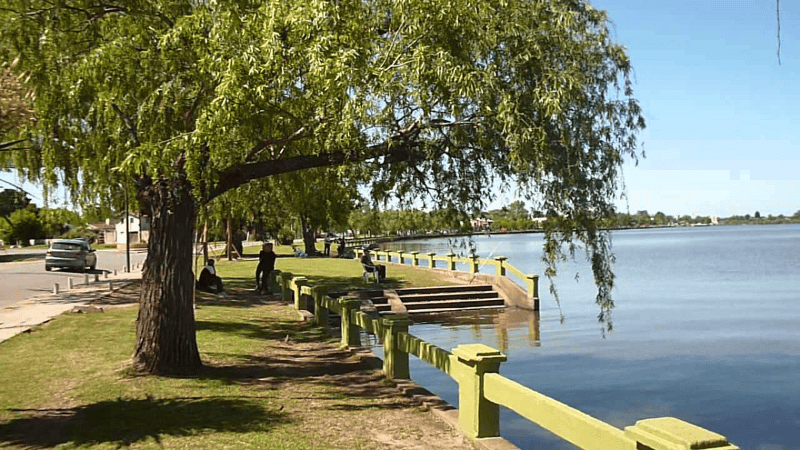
xmin=375 ymin=224 xmax=800 ymax=450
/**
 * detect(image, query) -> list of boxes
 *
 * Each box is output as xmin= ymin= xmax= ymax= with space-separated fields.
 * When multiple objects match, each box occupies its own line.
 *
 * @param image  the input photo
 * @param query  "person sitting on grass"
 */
xmin=197 ymin=259 xmax=225 ymax=294
xmin=292 ymin=245 xmax=307 ymax=258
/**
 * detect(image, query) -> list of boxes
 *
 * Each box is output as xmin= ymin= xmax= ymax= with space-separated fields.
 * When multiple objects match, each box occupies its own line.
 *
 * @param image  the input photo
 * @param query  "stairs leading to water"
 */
xmin=370 ymin=284 xmax=506 ymax=316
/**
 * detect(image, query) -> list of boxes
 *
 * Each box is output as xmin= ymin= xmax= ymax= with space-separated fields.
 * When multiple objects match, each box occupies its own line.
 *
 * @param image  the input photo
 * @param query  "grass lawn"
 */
xmin=0 ymin=255 xmax=470 ymax=449
xmin=215 ymin=246 xmax=459 ymax=293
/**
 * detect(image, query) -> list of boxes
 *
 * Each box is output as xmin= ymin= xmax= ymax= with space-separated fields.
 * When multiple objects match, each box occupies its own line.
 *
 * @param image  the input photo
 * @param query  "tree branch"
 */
xmin=212 ymin=118 xmax=478 ymax=200
xmin=0 ymin=139 xmax=27 ymax=151
xmin=111 ymin=103 xmax=140 ymax=146
xmin=210 ymin=139 xmax=418 ymax=201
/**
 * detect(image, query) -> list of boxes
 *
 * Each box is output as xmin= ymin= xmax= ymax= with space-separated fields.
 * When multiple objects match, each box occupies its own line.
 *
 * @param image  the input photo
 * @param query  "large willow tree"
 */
xmin=0 ymin=0 xmax=644 ymax=375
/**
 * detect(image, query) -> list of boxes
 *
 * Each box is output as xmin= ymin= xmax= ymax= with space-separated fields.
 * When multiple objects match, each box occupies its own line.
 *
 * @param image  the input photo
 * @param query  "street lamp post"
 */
xmin=124 ymin=184 xmax=130 ymax=273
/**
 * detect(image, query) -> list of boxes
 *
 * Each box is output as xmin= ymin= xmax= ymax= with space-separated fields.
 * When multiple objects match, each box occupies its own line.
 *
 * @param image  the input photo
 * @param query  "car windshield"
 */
xmin=52 ymin=243 xmax=83 ymax=251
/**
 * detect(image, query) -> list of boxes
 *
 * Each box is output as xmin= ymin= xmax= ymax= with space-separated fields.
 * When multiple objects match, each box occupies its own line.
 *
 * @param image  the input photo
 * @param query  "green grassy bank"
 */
xmin=0 ymin=254 xmax=467 ymax=449
xmin=213 ymin=245 xmax=458 ymax=293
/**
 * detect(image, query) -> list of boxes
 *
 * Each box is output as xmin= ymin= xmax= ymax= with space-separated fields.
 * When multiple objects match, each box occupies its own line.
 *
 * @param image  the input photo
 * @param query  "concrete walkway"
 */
xmin=0 ymin=266 xmax=143 ymax=344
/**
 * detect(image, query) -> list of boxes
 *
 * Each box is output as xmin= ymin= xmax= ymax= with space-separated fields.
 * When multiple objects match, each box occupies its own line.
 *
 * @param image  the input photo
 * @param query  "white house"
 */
xmin=470 ymin=217 xmax=494 ymax=231
xmin=115 ymin=213 xmax=150 ymax=247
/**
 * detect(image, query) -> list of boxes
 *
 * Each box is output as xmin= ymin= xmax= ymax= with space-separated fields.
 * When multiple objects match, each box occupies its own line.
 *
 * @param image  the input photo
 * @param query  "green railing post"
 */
xmin=398 ymin=250 xmax=405 ymax=264
xmin=380 ymin=315 xmax=412 ymax=379
xmin=338 ymin=296 xmax=362 ymax=348
xmin=469 ymin=253 xmax=480 ymax=274
xmin=494 ymin=256 xmax=508 ymax=277
xmin=410 ymin=251 xmax=419 ymax=266
xmin=314 ymin=291 xmax=330 ymax=327
xmin=447 ymin=253 xmax=457 ymax=271
xmin=625 ymin=418 xmax=740 ymax=450
xmin=291 ymin=276 xmax=309 ymax=310
xmin=451 ymin=344 xmax=507 ymax=440
xmin=526 ymin=273 xmax=540 ymax=311
xmin=280 ymin=272 xmax=294 ymax=304
xmin=386 ymin=252 xmax=392 ymax=263
xmin=269 ymin=269 xmax=281 ymax=294
xmin=427 ymin=252 xmax=437 ymax=268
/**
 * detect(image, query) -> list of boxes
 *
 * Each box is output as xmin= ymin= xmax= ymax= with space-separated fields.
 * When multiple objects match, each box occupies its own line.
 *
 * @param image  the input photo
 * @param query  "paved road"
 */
xmin=0 ymin=249 xmax=147 ymax=309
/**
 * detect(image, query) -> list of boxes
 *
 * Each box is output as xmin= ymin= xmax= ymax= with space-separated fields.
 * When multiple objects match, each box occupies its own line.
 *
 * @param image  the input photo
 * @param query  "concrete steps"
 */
xmin=389 ymin=284 xmax=506 ymax=316
xmin=326 ymin=284 xmax=507 ymax=318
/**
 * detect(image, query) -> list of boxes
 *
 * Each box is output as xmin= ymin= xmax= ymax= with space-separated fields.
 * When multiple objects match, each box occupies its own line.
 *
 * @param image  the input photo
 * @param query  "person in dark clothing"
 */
xmin=255 ymin=242 xmax=277 ymax=293
xmin=360 ymin=249 xmax=386 ymax=281
xmin=197 ymin=259 xmax=225 ymax=294
xmin=337 ymin=237 xmax=346 ymax=258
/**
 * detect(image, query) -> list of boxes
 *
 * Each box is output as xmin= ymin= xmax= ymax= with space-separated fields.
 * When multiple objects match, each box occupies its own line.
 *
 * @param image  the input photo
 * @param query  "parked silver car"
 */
xmin=45 ymin=239 xmax=97 ymax=272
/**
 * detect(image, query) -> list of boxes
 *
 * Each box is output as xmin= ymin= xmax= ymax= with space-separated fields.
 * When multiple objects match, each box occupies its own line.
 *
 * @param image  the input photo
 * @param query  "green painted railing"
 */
xmin=355 ymin=249 xmax=540 ymax=310
xmin=269 ymin=269 xmax=739 ymax=450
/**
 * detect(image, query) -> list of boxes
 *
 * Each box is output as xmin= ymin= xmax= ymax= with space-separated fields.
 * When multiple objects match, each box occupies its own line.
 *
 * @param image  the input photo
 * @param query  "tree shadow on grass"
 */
xmin=194 ymin=286 xmax=414 ymax=410
xmin=0 ymin=396 xmax=285 ymax=449
xmin=200 ymin=347 xmax=414 ymax=412
xmin=195 ymin=316 xmax=331 ymax=344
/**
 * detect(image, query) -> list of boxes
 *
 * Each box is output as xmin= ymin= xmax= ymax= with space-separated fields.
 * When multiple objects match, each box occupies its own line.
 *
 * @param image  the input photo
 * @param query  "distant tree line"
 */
xmin=0 ymin=188 xmax=88 ymax=245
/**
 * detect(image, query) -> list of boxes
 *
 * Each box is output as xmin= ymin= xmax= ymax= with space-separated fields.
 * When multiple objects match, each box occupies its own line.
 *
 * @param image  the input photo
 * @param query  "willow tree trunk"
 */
xmin=133 ymin=175 xmax=202 ymax=375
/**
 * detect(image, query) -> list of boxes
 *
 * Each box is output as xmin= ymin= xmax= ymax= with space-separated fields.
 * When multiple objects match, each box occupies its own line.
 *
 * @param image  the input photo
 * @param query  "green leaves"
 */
xmin=1 ymin=0 xmax=645 ymax=330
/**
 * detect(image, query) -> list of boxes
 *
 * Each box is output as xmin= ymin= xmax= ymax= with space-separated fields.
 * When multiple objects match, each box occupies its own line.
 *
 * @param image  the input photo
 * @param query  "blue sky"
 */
xmin=597 ymin=0 xmax=799 ymax=217
xmin=3 ymin=1 xmax=799 ymax=218
xmin=491 ymin=1 xmax=799 ymax=217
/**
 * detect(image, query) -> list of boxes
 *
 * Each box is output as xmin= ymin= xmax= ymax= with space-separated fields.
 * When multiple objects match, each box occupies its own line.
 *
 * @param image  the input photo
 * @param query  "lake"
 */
xmin=375 ymin=224 xmax=800 ymax=450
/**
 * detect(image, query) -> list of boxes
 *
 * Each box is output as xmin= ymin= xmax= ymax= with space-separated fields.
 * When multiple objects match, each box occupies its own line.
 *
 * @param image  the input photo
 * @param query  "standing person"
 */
xmin=255 ymin=242 xmax=277 ymax=294
xmin=323 ymin=234 xmax=332 ymax=256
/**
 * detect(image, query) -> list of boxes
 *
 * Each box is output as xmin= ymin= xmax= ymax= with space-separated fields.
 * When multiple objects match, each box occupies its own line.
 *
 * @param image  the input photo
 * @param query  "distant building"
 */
xmin=470 ymin=217 xmax=494 ymax=231
xmin=88 ymin=219 xmax=117 ymax=244
xmin=529 ymin=211 xmax=548 ymax=225
xmin=115 ymin=213 xmax=150 ymax=247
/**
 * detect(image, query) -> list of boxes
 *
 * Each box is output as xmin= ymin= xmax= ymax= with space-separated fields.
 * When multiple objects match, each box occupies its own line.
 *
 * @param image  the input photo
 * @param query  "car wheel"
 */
xmin=90 ymin=264 xmax=96 ymax=271
xmin=45 ymin=265 xmax=52 ymax=271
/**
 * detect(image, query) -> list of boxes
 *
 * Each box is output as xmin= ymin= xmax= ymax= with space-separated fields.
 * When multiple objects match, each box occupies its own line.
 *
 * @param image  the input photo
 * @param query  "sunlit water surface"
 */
xmin=366 ymin=225 xmax=800 ymax=450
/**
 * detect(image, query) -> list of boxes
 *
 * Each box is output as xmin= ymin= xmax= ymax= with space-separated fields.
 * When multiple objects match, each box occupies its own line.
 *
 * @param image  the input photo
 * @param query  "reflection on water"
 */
xmin=370 ymin=225 xmax=800 ymax=450
xmin=360 ymin=307 xmax=541 ymax=353
xmin=409 ymin=308 xmax=541 ymax=352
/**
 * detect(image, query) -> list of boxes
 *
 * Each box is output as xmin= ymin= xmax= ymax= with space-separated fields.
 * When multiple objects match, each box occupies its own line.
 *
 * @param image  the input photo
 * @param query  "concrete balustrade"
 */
xmin=279 ymin=273 xmax=738 ymax=450
xmin=427 ymin=252 xmax=437 ymax=268
xmin=446 ymin=252 xmax=457 ymax=270
xmin=290 ymin=276 xmax=309 ymax=310
xmin=338 ymin=297 xmax=361 ymax=348
xmin=450 ymin=344 xmax=507 ymax=439
xmin=468 ymin=253 xmax=480 ymax=274
xmin=494 ymin=256 xmax=508 ymax=277
xmin=359 ymin=249 xmax=539 ymax=311
xmin=268 ymin=269 xmax=281 ymax=294
xmin=380 ymin=315 xmax=411 ymax=380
